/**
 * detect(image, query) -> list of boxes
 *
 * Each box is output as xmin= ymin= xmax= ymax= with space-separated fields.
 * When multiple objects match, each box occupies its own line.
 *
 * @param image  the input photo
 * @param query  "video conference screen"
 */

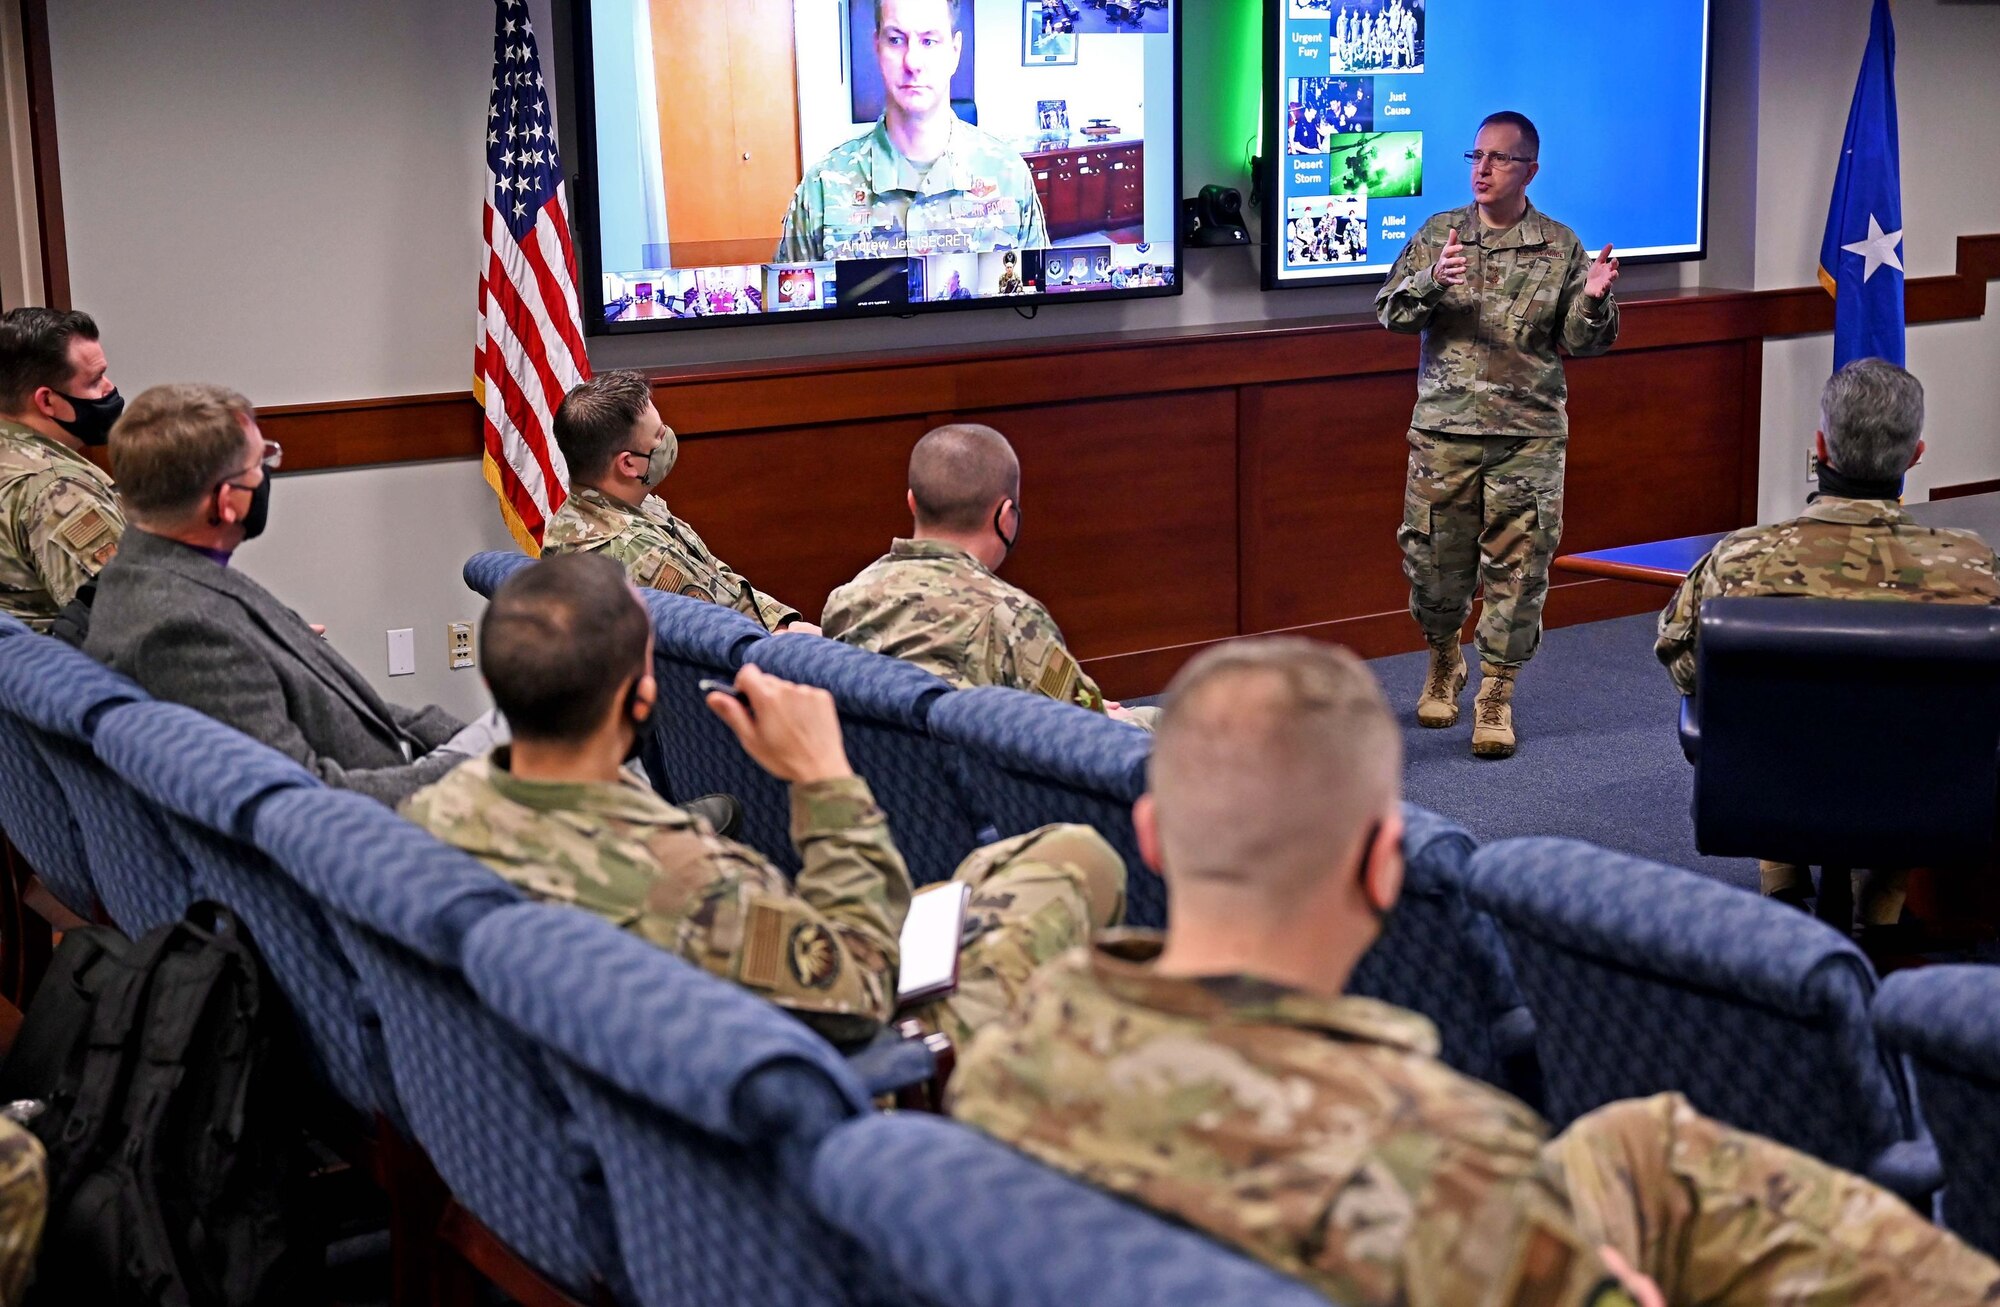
xmin=1264 ymin=0 xmax=1711 ymax=288
xmin=577 ymin=0 xmax=1183 ymax=333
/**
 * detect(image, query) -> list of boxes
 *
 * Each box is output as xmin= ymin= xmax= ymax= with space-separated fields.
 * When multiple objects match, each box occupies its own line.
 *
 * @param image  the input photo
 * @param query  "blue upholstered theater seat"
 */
xmin=638 ymin=589 xmax=786 ymax=862
xmin=747 ymin=633 xmax=986 ymax=886
xmin=1467 ymin=837 xmax=1936 ymax=1200
xmin=1875 ymin=967 xmax=2000 ymax=1255
xmin=464 ymin=902 xmax=912 ymax=1307
xmin=1682 ymin=596 xmax=2000 ymax=869
xmin=1348 ymin=804 xmax=1534 ymax=1097
xmin=0 ymin=634 xmax=186 ymax=933
xmin=250 ymin=786 xmax=619 ymax=1298
xmin=811 ymin=1112 xmax=1336 ymax=1307
xmin=0 ymin=702 xmax=96 ymax=920
xmin=461 ymin=548 xmax=534 ymax=598
xmin=926 ymin=685 xmax=1162 ymax=923
xmin=92 ymin=701 xmax=399 ymax=1123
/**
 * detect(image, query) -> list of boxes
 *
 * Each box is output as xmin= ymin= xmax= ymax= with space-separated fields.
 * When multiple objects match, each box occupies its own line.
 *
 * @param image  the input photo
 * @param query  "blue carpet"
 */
xmin=1368 ymin=613 xmax=1760 ymax=892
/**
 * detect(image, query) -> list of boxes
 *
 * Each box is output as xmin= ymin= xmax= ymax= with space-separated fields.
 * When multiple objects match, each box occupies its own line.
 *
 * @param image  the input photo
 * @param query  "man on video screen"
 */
xmin=777 ymin=0 xmax=1049 ymax=263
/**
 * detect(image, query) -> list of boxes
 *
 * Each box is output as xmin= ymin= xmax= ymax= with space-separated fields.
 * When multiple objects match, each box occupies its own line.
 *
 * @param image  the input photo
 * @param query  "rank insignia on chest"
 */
xmin=969 ymin=178 xmax=997 ymax=199
xmin=854 ymin=187 xmax=868 ymax=204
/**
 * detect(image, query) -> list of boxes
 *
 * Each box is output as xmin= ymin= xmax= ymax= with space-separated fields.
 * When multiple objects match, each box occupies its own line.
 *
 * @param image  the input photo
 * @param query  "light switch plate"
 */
xmin=387 ymin=628 xmax=416 ymax=677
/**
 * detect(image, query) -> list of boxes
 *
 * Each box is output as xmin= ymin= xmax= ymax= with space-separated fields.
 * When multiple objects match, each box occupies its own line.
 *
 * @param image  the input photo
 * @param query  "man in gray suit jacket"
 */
xmin=87 ymin=383 xmax=475 ymax=806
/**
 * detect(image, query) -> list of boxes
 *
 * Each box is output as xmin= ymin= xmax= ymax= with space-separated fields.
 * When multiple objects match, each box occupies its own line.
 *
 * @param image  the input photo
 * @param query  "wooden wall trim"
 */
xmin=18 ymin=0 xmax=63 ymax=308
xmin=250 ymin=232 xmax=1999 ymax=470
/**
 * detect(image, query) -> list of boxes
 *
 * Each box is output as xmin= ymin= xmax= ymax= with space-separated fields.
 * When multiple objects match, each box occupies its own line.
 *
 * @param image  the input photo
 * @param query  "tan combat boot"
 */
xmin=1415 ymin=640 xmax=1467 ymax=727
xmin=1471 ymin=663 xmax=1519 ymax=759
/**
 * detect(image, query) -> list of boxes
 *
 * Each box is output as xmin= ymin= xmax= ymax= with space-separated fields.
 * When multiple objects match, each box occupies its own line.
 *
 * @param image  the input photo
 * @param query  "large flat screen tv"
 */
xmin=573 ymin=0 xmax=1183 ymax=334
xmin=1263 ymin=0 xmax=1712 ymax=288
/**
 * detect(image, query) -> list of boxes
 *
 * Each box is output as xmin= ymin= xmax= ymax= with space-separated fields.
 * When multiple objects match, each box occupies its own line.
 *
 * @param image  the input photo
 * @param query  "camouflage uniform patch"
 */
xmin=823 ymin=538 xmax=1131 ymax=722
xmin=950 ymin=943 xmax=2000 ymax=1306
xmin=543 ymin=485 xmax=799 ymax=630
xmin=1375 ymin=204 xmax=1616 ymax=667
xmin=777 ymin=117 xmax=1050 ymax=264
xmin=0 ymin=418 xmax=126 ymax=632
xmin=1656 ymin=496 xmax=2000 ymax=694
xmin=0 ymin=1118 xmax=44 ymax=1305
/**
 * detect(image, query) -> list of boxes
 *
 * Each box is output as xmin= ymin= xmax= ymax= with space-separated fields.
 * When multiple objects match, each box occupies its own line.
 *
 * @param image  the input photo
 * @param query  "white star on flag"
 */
xmin=1841 ymin=214 xmax=1904 ymax=283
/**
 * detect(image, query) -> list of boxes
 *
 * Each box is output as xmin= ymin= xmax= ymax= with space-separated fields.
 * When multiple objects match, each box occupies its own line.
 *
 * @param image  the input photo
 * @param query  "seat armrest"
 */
xmin=1865 ymin=1138 xmax=1943 ymax=1208
xmin=1678 ymin=695 xmax=1700 ymax=763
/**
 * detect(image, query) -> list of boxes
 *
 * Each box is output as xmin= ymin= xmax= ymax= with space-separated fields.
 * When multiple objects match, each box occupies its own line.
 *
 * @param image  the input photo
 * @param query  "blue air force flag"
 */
xmin=1817 ymin=0 xmax=1903 ymax=368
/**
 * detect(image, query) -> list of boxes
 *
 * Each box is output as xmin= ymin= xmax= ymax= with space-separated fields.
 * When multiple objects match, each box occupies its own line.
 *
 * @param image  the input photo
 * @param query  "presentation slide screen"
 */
xmin=577 ymin=0 xmax=1183 ymax=334
xmin=1263 ymin=0 xmax=1711 ymax=289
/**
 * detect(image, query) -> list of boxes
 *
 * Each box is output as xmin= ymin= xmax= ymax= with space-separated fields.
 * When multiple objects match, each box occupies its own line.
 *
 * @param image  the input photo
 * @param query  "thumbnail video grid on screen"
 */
xmin=590 ymin=0 xmax=1178 ymax=326
xmin=1270 ymin=0 xmax=1711 ymax=287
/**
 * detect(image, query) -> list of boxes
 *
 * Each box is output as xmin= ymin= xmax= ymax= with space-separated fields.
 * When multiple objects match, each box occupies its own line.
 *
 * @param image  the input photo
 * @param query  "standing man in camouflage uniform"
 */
xmin=1377 ymin=112 xmax=1620 ymax=757
xmin=1657 ymin=359 xmax=1999 ymax=929
xmin=776 ymin=0 xmax=1048 ymax=264
xmin=822 ymin=423 xmax=1155 ymax=728
xmin=950 ymin=637 xmax=2000 ymax=1306
xmin=543 ymin=371 xmax=818 ymax=634
xmin=405 ymin=553 xmax=1126 ymax=1051
xmin=0 ymin=308 xmax=126 ymax=633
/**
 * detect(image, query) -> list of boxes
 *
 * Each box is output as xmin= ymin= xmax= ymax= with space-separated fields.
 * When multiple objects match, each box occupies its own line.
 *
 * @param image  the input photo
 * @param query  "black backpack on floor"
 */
xmin=0 ymin=902 xmax=313 ymax=1306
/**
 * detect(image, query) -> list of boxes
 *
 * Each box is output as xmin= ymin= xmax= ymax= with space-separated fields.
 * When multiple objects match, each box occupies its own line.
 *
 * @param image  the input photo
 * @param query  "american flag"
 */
xmin=476 ymin=0 xmax=588 ymax=552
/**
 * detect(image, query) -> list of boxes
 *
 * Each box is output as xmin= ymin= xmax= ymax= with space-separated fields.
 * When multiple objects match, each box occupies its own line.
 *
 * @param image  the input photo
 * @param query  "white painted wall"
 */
xmin=42 ymin=0 xmax=2000 ymax=712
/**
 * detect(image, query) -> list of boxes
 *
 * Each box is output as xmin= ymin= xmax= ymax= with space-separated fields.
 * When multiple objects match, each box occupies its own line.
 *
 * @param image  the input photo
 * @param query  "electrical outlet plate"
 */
xmin=447 ymin=622 xmax=476 ymax=670
xmin=387 ymin=628 xmax=416 ymax=677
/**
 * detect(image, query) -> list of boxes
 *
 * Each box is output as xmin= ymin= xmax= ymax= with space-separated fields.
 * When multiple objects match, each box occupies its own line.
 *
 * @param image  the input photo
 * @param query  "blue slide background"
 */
xmin=1272 ymin=0 xmax=1710 ymax=284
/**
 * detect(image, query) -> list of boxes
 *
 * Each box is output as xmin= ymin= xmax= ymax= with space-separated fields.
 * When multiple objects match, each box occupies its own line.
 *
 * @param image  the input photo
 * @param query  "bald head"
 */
xmin=1149 ymin=638 xmax=1401 ymax=897
xmin=909 ymin=424 xmax=1020 ymax=533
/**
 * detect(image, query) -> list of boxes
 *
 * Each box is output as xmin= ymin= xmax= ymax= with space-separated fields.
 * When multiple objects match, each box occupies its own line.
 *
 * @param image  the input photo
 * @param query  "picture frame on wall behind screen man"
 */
xmin=569 ymin=0 xmax=1184 ymax=335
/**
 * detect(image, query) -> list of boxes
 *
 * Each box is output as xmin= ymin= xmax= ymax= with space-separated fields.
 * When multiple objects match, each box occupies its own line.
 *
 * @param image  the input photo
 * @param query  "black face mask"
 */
xmin=1811 ymin=455 xmax=1904 ymax=503
xmin=239 ymin=475 xmax=271 ymax=540
xmin=993 ymin=500 xmax=1019 ymax=557
xmin=1356 ymin=821 xmax=1397 ymax=928
xmin=53 ymin=387 xmax=124 ymax=447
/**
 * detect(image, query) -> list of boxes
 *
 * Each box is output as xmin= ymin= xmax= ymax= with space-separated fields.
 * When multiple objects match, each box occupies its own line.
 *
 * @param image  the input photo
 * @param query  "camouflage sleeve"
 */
xmin=993 ymin=601 xmax=1105 ymax=713
xmin=26 ymin=472 xmax=124 ymax=607
xmin=1375 ymin=220 xmax=1446 ymax=334
xmin=1558 ymin=237 xmax=1619 ymax=358
xmin=776 ymin=173 xmax=823 ymax=264
xmin=1654 ymin=552 xmax=1717 ymax=697
xmin=776 ymin=776 xmax=913 ymax=1038
xmin=0 ymin=1120 xmax=44 ymax=1307
xmin=1015 ymin=158 xmax=1050 ymax=250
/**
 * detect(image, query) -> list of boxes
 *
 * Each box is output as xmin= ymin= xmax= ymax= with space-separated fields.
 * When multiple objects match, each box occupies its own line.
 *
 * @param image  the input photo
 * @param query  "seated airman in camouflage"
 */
xmin=822 ymin=423 xmax=1156 ymax=728
xmin=0 ymin=1116 xmax=45 ymax=1304
xmin=1658 ymin=358 xmax=2000 ymax=931
xmin=542 ymin=371 xmax=818 ymax=635
xmin=0 ymin=308 xmax=126 ymax=634
xmin=777 ymin=0 xmax=1047 ymax=265
xmin=951 ymin=636 xmax=2000 ymax=1306
xmin=403 ymin=552 xmax=1125 ymax=1050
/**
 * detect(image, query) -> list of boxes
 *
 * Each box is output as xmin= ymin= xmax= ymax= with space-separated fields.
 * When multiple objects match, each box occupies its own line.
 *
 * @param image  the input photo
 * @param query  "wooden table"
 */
xmin=1553 ymin=491 xmax=2000 ymax=587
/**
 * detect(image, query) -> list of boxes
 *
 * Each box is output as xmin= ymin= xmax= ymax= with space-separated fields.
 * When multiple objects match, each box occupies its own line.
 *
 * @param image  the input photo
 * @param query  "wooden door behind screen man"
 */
xmin=651 ymin=0 xmax=801 ymax=261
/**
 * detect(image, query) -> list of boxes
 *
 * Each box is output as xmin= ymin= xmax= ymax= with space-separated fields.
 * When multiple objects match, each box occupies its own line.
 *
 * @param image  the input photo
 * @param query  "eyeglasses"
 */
xmin=1465 ymin=150 xmax=1535 ymax=168
xmin=219 ymin=441 xmax=283 ymax=490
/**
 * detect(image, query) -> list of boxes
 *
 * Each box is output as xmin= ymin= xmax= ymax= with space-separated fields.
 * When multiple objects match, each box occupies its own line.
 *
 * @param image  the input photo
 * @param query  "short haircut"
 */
xmin=1478 ymin=110 xmax=1540 ymax=160
xmin=110 ymin=383 xmax=256 ymax=523
xmin=1821 ymin=358 xmax=1925 ymax=480
xmin=875 ymin=0 xmax=963 ymax=33
xmin=0 ymin=307 xmax=99 ymax=415
xmin=908 ymin=424 xmax=1020 ymax=532
xmin=553 ymin=371 xmax=654 ymax=484
xmin=1150 ymin=638 xmax=1401 ymax=894
xmin=482 ymin=553 xmax=650 ymax=743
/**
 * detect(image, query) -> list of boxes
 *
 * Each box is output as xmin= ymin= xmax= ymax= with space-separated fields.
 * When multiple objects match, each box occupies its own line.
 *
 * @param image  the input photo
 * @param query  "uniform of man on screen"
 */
xmin=541 ymin=371 xmax=816 ymax=634
xmin=776 ymin=0 xmax=1049 ymax=265
xmin=405 ymin=552 xmax=1127 ymax=1050
xmin=1656 ymin=359 xmax=2000 ymax=927
xmin=949 ymin=637 xmax=2000 ymax=1307
xmin=0 ymin=308 xmax=127 ymax=635
xmin=821 ymin=423 xmax=1157 ymax=729
xmin=1376 ymin=111 xmax=1620 ymax=760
